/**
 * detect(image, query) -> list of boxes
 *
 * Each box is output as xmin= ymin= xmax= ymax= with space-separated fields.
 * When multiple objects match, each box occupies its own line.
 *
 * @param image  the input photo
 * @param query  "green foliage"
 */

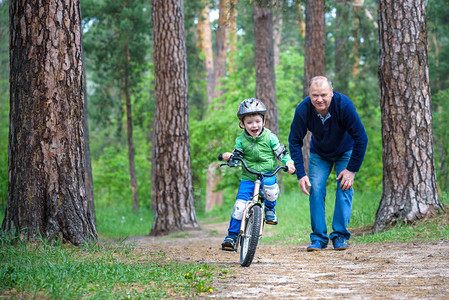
xmin=351 ymin=95 xmax=383 ymax=192
xmin=92 ymin=130 xmax=151 ymax=209
xmin=0 ymin=0 xmax=446 ymax=233
xmin=82 ymin=0 xmax=154 ymax=209
xmin=184 ymin=0 xmax=208 ymax=120
xmin=326 ymin=0 xmax=379 ymax=97
xmin=432 ymin=88 xmax=449 ymax=192
xmin=95 ymin=206 xmax=153 ymax=239
xmin=428 ymin=0 xmax=449 ymax=92
xmin=0 ymin=234 xmax=221 ymax=298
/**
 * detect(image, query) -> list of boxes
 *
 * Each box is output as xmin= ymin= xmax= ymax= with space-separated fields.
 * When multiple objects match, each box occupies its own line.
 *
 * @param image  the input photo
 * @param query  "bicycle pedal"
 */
xmin=221 ymin=245 xmax=237 ymax=252
xmin=265 ymin=220 xmax=278 ymax=225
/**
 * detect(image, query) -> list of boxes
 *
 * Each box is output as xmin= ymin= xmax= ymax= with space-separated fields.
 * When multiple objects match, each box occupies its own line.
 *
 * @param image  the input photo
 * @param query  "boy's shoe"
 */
xmin=221 ymin=234 xmax=238 ymax=251
xmin=264 ymin=208 xmax=278 ymax=225
xmin=307 ymin=240 xmax=327 ymax=251
xmin=332 ymin=236 xmax=349 ymax=250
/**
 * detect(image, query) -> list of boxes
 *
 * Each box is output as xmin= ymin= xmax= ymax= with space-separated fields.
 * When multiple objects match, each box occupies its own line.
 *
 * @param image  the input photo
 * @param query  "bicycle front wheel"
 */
xmin=240 ymin=205 xmax=262 ymax=267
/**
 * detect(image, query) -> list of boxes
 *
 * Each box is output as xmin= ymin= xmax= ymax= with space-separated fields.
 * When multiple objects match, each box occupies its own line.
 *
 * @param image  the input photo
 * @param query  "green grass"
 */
xmin=0 ymin=234 xmax=223 ymax=299
xmin=0 ymin=189 xmax=447 ymax=298
xmin=205 ymin=185 xmax=449 ymax=246
xmin=95 ymin=205 xmax=154 ymax=239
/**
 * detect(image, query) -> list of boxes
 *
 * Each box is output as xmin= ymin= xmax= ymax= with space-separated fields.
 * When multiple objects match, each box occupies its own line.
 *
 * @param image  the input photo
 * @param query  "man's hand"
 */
xmin=336 ymin=169 xmax=355 ymax=191
xmin=299 ymin=176 xmax=311 ymax=196
xmin=286 ymin=162 xmax=296 ymax=174
xmin=222 ymin=152 xmax=232 ymax=161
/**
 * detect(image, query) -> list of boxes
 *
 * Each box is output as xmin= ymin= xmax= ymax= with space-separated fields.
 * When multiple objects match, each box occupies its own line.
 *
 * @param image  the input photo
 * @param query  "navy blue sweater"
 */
xmin=288 ymin=92 xmax=368 ymax=179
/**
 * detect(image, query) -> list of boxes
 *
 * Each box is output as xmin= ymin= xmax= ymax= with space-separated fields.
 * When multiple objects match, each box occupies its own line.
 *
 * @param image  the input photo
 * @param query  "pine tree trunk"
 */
xmin=297 ymin=2 xmax=306 ymax=38
xmin=214 ymin=0 xmax=229 ymax=99
xmin=334 ymin=0 xmax=350 ymax=95
xmin=272 ymin=1 xmax=283 ymax=66
xmin=198 ymin=1 xmax=224 ymax=212
xmin=3 ymin=0 xmax=97 ymax=245
xmin=375 ymin=0 xmax=443 ymax=232
xmin=151 ymin=0 xmax=199 ymax=236
xmin=254 ymin=0 xmax=278 ymax=135
xmin=302 ymin=0 xmax=326 ymax=175
xmin=124 ymin=47 xmax=139 ymax=214
xmin=228 ymin=0 xmax=238 ymax=74
xmin=205 ymin=163 xmax=223 ymax=212
xmin=197 ymin=1 xmax=215 ymax=105
xmin=81 ymin=32 xmax=96 ymax=227
xmin=351 ymin=5 xmax=361 ymax=78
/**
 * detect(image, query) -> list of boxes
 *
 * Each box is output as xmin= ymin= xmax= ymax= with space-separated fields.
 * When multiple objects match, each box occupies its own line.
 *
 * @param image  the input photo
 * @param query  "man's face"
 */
xmin=309 ymin=81 xmax=333 ymax=116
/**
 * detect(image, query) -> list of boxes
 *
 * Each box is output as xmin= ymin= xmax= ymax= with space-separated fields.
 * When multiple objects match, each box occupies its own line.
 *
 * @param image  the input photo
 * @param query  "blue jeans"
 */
xmin=227 ymin=176 xmax=277 ymax=235
xmin=308 ymin=150 xmax=353 ymax=245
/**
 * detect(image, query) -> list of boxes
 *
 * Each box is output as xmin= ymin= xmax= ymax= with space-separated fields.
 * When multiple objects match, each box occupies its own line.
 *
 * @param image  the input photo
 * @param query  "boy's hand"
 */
xmin=222 ymin=152 xmax=232 ymax=161
xmin=286 ymin=162 xmax=296 ymax=174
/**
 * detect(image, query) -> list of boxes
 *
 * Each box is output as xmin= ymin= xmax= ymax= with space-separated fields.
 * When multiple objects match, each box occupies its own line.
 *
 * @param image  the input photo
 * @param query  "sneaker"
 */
xmin=307 ymin=240 xmax=327 ymax=251
xmin=264 ymin=208 xmax=278 ymax=225
xmin=221 ymin=234 xmax=237 ymax=251
xmin=332 ymin=236 xmax=349 ymax=250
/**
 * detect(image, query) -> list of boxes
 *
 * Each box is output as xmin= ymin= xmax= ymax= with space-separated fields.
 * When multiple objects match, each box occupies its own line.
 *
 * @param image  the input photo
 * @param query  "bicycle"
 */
xmin=218 ymin=153 xmax=289 ymax=267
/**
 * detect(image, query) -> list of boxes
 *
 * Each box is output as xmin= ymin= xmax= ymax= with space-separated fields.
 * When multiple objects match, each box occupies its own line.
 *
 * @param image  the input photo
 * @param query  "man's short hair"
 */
xmin=309 ymin=76 xmax=333 ymax=90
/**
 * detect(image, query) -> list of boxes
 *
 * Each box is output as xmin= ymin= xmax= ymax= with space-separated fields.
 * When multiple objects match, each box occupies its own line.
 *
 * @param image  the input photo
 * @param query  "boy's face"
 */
xmin=240 ymin=114 xmax=264 ymax=137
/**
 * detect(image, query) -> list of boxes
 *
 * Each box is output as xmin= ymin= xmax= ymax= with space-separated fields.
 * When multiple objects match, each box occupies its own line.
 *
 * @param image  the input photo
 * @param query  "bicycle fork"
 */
xmin=239 ymin=178 xmax=265 ymax=238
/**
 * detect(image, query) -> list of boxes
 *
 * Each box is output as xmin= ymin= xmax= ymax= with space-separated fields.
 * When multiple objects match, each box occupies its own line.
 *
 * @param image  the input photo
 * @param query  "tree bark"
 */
xmin=297 ymin=2 xmax=306 ymax=38
xmin=206 ymin=0 xmax=231 ymax=211
xmin=351 ymin=4 xmax=361 ymax=78
xmin=205 ymin=162 xmax=223 ymax=212
xmin=197 ymin=1 xmax=215 ymax=105
xmin=302 ymin=0 xmax=326 ymax=175
xmin=254 ymin=0 xmax=278 ymax=135
xmin=124 ymin=45 xmax=139 ymax=214
xmin=228 ymin=0 xmax=238 ymax=74
xmin=3 ymin=0 xmax=97 ymax=245
xmin=213 ymin=0 xmax=229 ymax=99
xmin=375 ymin=0 xmax=443 ymax=232
xmin=272 ymin=0 xmax=283 ymax=66
xmin=334 ymin=0 xmax=350 ymax=95
xmin=81 ymin=24 xmax=96 ymax=227
xmin=151 ymin=0 xmax=199 ymax=236
xmin=198 ymin=1 xmax=224 ymax=212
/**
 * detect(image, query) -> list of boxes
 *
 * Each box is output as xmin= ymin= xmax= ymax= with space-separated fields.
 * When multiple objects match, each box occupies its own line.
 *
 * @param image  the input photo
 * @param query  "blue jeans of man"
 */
xmin=308 ymin=150 xmax=353 ymax=246
xmin=227 ymin=175 xmax=277 ymax=235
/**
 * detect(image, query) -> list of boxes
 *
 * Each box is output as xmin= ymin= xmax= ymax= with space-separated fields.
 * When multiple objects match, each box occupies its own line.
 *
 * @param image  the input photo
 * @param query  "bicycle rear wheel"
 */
xmin=240 ymin=205 xmax=262 ymax=267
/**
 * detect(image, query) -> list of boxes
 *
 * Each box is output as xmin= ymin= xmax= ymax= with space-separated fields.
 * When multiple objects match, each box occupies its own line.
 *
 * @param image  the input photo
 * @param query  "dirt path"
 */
xmin=128 ymin=222 xmax=449 ymax=299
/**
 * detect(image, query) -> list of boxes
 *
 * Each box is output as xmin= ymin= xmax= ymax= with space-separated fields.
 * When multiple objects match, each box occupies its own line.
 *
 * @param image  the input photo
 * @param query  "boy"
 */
xmin=221 ymin=98 xmax=296 ymax=250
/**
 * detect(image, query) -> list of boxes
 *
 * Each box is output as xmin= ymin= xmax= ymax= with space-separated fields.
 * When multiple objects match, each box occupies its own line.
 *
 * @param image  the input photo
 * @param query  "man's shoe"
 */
xmin=265 ymin=208 xmax=278 ymax=225
xmin=332 ymin=236 xmax=349 ymax=250
xmin=221 ymin=234 xmax=237 ymax=251
xmin=307 ymin=240 xmax=327 ymax=251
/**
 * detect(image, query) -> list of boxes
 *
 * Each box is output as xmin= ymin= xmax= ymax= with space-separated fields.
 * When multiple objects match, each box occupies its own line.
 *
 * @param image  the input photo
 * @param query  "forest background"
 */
xmin=0 ymin=0 xmax=448 ymax=226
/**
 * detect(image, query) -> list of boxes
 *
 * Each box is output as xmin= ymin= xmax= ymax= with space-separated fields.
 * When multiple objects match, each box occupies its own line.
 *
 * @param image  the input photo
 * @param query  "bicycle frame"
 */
xmin=218 ymin=153 xmax=287 ymax=240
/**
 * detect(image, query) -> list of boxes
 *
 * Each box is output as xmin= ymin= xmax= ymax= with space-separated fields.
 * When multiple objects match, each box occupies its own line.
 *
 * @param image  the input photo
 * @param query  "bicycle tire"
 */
xmin=240 ymin=205 xmax=262 ymax=267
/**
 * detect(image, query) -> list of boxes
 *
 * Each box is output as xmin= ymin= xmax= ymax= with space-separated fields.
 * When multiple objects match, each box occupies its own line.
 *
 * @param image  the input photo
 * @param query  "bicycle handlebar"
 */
xmin=218 ymin=153 xmax=288 ymax=177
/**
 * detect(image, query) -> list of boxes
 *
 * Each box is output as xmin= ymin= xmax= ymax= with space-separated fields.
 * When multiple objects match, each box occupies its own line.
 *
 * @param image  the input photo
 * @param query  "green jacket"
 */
xmin=234 ymin=128 xmax=293 ymax=181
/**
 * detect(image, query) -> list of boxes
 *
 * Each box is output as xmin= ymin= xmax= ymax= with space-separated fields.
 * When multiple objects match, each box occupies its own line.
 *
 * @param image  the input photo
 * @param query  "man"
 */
xmin=289 ymin=76 xmax=368 ymax=251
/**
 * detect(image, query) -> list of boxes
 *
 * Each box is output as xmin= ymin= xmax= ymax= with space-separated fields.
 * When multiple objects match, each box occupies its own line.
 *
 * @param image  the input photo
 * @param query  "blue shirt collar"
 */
xmin=317 ymin=112 xmax=331 ymax=125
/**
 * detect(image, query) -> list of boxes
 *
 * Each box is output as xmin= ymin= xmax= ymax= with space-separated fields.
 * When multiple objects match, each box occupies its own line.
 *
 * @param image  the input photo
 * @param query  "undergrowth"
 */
xmin=0 ymin=234 xmax=223 ymax=299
